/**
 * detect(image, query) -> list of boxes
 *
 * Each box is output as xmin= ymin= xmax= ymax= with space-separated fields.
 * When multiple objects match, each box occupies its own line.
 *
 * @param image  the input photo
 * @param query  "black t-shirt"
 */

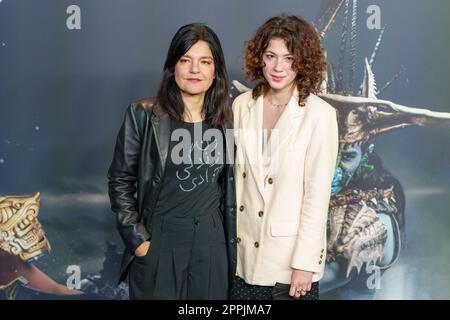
xmin=153 ymin=117 xmax=225 ymax=218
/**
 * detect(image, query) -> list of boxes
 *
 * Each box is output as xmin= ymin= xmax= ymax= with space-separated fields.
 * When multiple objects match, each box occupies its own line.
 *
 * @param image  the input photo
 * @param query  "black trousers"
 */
xmin=129 ymin=210 xmax=228 ymax=300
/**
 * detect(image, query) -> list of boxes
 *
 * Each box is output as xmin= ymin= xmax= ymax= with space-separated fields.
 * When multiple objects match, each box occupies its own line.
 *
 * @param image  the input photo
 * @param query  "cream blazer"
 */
xmin=232 ymin=89 xmax=339 ymax=285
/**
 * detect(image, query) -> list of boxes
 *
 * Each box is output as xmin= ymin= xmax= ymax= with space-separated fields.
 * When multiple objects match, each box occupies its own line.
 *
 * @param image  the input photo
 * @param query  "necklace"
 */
xmin=268 ymin=96 xmax=289 ymax=108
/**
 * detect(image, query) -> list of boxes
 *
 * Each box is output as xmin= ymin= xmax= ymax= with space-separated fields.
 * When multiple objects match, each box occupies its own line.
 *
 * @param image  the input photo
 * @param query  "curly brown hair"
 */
xmin=244 ymin=15 xmax=326 ymax=106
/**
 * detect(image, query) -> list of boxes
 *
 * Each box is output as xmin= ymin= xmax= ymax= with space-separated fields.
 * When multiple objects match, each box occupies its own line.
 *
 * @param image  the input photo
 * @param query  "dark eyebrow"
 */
xmin=181 ymin=55 xmax=213 ymax=60
xmin=265 ymin=50 xmax=293 ymax=57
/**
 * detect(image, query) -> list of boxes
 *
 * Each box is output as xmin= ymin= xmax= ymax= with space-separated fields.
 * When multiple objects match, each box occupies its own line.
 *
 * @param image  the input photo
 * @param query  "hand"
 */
xmin=134 ymin=241 xmax=150 ymax=257
xmin=289 ymin=269 xmax=313 ymax=299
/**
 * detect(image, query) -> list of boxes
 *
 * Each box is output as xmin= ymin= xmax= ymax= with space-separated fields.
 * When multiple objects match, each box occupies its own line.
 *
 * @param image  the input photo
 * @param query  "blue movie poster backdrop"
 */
xmin=0 ymin=0 xmax=449 ymax=299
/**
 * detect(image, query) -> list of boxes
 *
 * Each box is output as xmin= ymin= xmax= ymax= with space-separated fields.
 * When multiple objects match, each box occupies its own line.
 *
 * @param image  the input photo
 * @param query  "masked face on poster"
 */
xmin=0 ymin=192 xmax=51 ymax=262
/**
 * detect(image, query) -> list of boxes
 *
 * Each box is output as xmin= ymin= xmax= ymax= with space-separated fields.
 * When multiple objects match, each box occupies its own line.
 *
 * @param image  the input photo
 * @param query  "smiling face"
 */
xmin=262 ymin=37 xmax=298 ymax=93
xmin=174 ymin=40 xmax=215 ymax=98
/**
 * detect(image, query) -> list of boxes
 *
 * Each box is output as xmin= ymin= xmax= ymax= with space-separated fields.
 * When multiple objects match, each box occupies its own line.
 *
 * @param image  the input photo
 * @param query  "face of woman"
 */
xmin=174 ymin=40 xmax=215 ymax=98
xmin=262 ymin=38 xmax=298 ymax=93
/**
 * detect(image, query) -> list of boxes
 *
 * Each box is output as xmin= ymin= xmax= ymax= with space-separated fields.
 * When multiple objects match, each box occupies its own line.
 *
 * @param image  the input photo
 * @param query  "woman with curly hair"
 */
xmin=231 ymin=15 xmax=339 ymax=300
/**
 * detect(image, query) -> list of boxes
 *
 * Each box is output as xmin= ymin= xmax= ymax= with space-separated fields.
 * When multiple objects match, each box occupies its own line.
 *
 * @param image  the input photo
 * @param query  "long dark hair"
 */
xmin=156 ymin=23 xmax=232 ymax=128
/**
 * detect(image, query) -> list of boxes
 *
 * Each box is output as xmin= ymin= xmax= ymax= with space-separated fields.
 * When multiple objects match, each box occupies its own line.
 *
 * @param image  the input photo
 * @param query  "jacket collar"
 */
xmin=240 ymin=88 xmax=308 ymax=195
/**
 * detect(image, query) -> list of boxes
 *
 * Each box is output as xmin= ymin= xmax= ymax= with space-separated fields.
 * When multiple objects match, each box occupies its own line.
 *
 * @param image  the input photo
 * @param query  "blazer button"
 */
xmin=258 ymin=211 xmax=264 ymax=217
xmin=243 ymin=172 xmax=246 ymax=178
xmin=319 ymin=260 xmax=322 ymax=264
xmin=321 ymin=249 xmax=325 ymax=253
xmin=254 ymin=242 xmax=259 ymax=248
xmin=237 ymin=237 xmax=241 ymax=243
xmin=239 ymin=205 xmax=245 ymax=212
xmin=320 ymin=255 xmax=323 ymax=258
xmin=267 ymin=177 xmax=273 ymax=184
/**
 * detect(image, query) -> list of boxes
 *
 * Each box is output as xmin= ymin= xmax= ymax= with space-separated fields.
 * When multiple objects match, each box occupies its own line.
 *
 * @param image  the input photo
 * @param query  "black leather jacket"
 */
xmin=107 ymin=98 xmax=236 ymax=283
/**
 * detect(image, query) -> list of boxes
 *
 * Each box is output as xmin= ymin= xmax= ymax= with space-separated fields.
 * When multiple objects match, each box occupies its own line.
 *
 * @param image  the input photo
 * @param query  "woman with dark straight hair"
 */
xmin=156 ymin=24 xmax=231 ymax=128
xmin=107 ymin=23 xmax=236 ymax=300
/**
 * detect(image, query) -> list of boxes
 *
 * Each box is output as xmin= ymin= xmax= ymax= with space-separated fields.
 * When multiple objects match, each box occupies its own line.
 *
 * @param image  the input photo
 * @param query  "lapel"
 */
xmin=262 ymin=89 xmax=306 ymax=177
xmin=241 ymin=95 xmax=265 ymax=199
xmin=150 ymin=105 xmax=170 ymax=173
xmin=221 ymin=124 xmax=234 ymax=169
